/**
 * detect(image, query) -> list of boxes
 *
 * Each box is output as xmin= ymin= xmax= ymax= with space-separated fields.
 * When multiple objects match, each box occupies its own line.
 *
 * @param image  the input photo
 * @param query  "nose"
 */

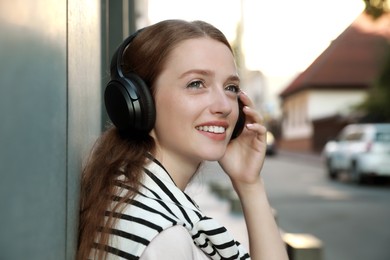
xmin=209 ymin=88 xmax=233 ymax=117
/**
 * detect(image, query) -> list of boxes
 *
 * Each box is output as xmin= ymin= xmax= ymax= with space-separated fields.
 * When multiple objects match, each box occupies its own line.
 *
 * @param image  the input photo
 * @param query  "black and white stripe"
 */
xmin=94 ymin=156 xmax=250 ymax=259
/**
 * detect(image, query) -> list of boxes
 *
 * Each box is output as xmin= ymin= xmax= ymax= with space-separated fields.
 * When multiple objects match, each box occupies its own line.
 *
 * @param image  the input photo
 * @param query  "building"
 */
xmin=278 ymin=12 xmax=390 ymax=153
xmin=0 ymin=1 xmax=148 ymax=259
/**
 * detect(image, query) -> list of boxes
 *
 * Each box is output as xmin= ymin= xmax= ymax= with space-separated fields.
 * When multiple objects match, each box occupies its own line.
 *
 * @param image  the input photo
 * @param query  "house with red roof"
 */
xmin=278 ymin=12 xmax=390 ymax=153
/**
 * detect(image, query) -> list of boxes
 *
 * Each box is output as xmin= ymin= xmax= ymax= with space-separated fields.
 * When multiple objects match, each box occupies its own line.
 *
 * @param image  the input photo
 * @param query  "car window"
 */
xmin=376 ymin=132 xmax=390 ymax=142
xmin=344 ymin=131 xmax=364 ymax=141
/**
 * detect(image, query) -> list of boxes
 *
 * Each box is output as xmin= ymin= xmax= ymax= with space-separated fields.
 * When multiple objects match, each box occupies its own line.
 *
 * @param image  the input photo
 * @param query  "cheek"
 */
xmin=232 ymin=100 xmax=240 ymax=122
xmin=155 ymin=96 xmax=195 ymax=128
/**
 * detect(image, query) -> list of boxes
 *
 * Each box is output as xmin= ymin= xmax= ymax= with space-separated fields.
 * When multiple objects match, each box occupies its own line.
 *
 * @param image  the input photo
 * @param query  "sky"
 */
xmin=148 ymin=0 xmax=365 ymax=116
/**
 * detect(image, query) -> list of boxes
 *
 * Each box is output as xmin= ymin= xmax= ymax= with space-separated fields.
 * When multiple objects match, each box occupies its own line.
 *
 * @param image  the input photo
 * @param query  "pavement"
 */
xmin=276 ymin=149 xmax=323 ymax=166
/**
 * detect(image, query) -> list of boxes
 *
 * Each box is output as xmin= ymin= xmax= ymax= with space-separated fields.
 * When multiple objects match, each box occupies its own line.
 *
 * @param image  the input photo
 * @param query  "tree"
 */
xmin=363 ymin=0 xmax=390 ymax=18
xmin=358 ymin=51 xmax=390 ymax=122
xmin=358 ymin=0 xmax=390 ymax=122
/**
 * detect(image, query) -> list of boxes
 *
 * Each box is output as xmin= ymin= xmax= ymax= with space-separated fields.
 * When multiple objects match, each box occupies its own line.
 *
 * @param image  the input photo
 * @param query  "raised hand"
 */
xmin=218 ymin=91 xmax=267 ymax=187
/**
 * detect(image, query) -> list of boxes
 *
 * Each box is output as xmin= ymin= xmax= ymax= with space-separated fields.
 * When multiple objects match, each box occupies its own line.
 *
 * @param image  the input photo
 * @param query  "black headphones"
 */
xmin=104 ymin=29 xmax=245 ymax=138
xmin=104 ymin=29 xmax=156 ymax=134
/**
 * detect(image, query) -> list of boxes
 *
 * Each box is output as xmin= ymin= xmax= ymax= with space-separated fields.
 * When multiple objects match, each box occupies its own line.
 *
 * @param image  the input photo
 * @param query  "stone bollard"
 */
xmin=283 ymin=233 xmax=323 ymax=260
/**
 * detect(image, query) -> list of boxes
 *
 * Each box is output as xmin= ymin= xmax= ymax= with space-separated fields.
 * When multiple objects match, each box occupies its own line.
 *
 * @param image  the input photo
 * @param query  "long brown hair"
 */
xmin=77 ymin=19 xmax=233 ymax=260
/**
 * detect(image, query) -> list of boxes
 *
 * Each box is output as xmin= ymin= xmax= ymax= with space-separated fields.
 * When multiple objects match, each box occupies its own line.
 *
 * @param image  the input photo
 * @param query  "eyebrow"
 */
xmin=179 ymin=69 xmax=240 ymax=83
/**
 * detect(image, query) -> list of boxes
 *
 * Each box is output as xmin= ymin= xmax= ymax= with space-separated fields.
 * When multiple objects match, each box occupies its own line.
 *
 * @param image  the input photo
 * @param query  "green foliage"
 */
xmin=363 ymin=0 xmax=390 ymax=19
xmin=358 ymin=0 xmax=390 ymax=122
xmin=358 ymin=48 xmax=390 ymax=122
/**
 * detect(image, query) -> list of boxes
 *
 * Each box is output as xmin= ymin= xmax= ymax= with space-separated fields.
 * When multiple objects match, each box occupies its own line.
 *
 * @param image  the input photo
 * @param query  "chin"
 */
xmin=198 ymin=148 xmax=226 ymax=162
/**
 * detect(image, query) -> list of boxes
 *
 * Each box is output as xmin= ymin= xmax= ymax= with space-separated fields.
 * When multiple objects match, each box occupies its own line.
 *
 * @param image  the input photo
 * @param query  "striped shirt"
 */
xmin=93 ymin=156 xmax=250 ymax=259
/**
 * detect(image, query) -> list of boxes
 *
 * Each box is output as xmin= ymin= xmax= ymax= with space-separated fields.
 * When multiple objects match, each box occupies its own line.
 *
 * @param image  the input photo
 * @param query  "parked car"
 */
xmin=266 ymin=131 xmax=277 ymax=156
xmin=322 ymin=123 xmax=390 ymax=183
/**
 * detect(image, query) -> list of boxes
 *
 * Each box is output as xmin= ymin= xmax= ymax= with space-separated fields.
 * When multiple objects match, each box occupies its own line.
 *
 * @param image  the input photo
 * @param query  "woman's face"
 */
xmin=150 ymin=37 xmax=240 ymax=164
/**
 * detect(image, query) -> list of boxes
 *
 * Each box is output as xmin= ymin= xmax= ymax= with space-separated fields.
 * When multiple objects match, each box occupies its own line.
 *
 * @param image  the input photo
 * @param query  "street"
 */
xmin=187 ymin=151 xmax=390 ymax=260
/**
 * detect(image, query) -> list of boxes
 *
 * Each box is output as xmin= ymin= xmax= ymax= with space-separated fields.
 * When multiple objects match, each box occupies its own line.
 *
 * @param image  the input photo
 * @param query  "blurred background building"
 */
xmin=0 ymin=0 xmax=388 ymax=259
xmin=279 ymin=12 xmax=390 ymax=153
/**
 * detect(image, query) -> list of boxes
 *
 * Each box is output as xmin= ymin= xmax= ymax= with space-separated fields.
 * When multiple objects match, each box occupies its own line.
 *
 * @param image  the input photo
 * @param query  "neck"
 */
xmin=151 ymin=150 xmax=200 ymax=191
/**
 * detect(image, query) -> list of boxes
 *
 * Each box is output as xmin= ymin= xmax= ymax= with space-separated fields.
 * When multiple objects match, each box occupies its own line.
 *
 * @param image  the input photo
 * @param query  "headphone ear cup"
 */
xmin=126 ymin=73 xmax=156 ymax=132
xmin=104 ymin=73 xmax=155 ymax=133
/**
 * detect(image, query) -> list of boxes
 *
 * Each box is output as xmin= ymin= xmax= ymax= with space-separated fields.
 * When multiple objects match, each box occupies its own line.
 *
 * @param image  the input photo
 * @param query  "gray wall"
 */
xmin=0 ymin=0 xmax=102 ymax=259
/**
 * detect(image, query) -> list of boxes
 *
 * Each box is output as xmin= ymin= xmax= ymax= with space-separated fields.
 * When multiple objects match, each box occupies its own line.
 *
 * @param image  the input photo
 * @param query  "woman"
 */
xmin=77 ymin=19 xmax=288 ymax=260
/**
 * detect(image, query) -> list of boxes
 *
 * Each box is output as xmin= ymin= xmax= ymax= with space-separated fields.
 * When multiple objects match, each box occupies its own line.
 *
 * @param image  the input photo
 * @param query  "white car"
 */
xmin=266 ymin=131 xmax=277 ymax=156
xmin=322 ymin=123 xmax=390 ymax=183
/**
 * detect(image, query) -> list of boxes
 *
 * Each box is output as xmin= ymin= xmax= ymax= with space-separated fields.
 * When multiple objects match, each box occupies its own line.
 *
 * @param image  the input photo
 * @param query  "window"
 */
xmin=376 ymin=132 xmax=390 ymax=142
xmin=343 ymin=131 xmax=364 ymax=141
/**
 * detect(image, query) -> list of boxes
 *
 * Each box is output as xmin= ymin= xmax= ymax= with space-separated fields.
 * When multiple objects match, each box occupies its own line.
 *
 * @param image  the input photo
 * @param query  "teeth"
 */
xmin=196 ymin=126 xmax=226 ymax=134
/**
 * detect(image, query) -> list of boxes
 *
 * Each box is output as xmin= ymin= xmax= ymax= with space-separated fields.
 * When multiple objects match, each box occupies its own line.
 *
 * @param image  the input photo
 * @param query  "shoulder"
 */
xmin=140 ymin=225 xmax=209 ymax=260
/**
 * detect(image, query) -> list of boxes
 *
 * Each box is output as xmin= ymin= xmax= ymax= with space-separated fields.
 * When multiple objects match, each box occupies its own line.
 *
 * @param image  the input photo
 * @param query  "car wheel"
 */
xmin=350 ymin=161 xmax=364 ymax=184
xmin=326 ymin=158 xmax=338 ymax=180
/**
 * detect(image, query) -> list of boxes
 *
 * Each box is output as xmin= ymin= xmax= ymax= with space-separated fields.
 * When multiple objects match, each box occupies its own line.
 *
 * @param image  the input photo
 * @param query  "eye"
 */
xmin=187 ymin=80 xmax=204 ymax=89
xmin=225 ymin=84 xmax=240 ymax=94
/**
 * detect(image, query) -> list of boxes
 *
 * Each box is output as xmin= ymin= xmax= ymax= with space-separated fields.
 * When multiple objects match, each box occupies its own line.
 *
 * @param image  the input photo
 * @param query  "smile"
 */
xmin=196 ymin=126 xmax=226 ymax=134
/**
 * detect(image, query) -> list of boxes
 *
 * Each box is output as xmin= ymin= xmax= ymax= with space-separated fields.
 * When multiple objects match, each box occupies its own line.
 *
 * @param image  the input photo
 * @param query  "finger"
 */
xmin=246 ymin=123 xmax=267 ymax=136
xmin=243 ymin=105 xmax=264 ymax=125
xmin=238 ymin=91 xmax=254 ymax=108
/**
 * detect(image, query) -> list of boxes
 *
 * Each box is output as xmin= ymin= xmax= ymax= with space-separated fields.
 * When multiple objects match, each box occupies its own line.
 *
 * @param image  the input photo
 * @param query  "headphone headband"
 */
xmin=110 ymin=29 xmax=143 ymax=79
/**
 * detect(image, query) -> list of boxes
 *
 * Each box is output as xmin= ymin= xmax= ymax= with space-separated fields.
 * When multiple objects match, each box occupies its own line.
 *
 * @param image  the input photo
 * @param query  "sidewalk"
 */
xmin=277 ymin=149 xmax=324 ymax=166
